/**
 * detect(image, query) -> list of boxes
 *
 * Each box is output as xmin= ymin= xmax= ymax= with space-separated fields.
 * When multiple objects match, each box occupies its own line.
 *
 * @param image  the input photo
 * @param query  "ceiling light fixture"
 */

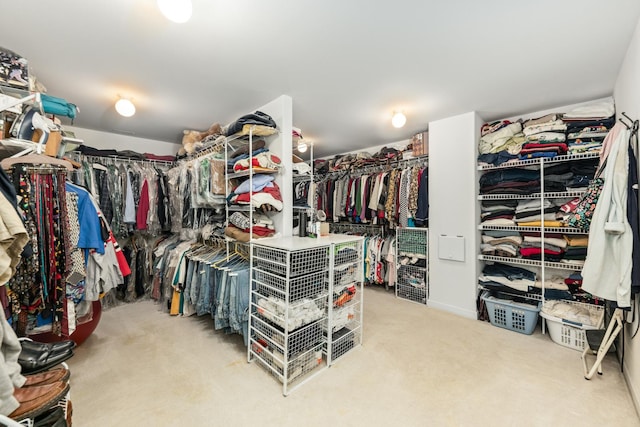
xmin=157 ymin=0 xmax=193 ymax=23
xmin=297 ymin=140 xmax=308 ymax=153
xmin=115 ymin=97 xmax=136 ymax=117
xmin=392 ymin=111 xmax=407 ymax=128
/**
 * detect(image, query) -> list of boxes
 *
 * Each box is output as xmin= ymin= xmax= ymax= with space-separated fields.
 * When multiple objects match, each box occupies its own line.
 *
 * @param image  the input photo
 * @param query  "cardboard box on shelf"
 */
xmin=0 ymin=47 xmax=29 ymax=89
xmin=411 ymin=131 xmax=428 ymax=157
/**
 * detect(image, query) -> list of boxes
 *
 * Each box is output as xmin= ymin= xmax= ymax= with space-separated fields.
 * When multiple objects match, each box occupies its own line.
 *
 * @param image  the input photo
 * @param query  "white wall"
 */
xmin=256 ymin=95 xmax=294 ymax=237
xmin=613 ymin=15 xmax=640 ymax=416
xmin=427 ymin=112 xmax=482 ymax=318
xmin=65 ymin=126 xmax=181 ymax=156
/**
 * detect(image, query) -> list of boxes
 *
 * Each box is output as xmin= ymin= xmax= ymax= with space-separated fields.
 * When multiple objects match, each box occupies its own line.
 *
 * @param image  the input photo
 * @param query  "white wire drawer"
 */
xmin=253 ymin=268 xmax=327 ymax=302
xmin=329 ymin=303 xmax=361 ymax=333
xmin=251 ymin=340 xmax=324 ymax=384
xmin=329 ymin=327 xmax=361 ymax=363
xmin=251 ymin=315 xmax=324 ymax=359
xmin=253 ymin=294 xmax=326 ymax=331
xmin=333 ymin=241 xmax=362 ymax=267
xmin=253 ymin=245 xmax=329 ymax=277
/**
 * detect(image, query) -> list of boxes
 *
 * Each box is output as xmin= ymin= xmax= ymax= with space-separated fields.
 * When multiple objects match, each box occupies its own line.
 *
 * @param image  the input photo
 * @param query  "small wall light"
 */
xmin=115 ymin=97 xmax=136 ymax=117
xmin=157 ymin=0 xmax=193 ymax=23
xmin=297 ymin=140 xmax=308 ymax=153
xmin=392 ymin=111 xmax=407 ymax=128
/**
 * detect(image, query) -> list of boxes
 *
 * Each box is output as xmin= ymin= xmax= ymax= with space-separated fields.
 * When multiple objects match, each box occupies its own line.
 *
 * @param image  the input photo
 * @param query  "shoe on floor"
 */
xmin=19 ymin=347 xmax=74 ymax=375
xmin=33 ymin=405 xmax=67 ymax=427
xmin=23 ymin=368 xmax=70 ymax=387
xmin=9 ymin=381 xmax=69 ymax=421
xmin=21 ymin=340 xmax=75 ymax=354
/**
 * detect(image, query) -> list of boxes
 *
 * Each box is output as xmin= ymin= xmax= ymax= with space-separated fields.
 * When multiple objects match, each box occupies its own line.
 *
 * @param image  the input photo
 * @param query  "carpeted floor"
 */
xmin=67 ymin=287 xmax=639 ymax=426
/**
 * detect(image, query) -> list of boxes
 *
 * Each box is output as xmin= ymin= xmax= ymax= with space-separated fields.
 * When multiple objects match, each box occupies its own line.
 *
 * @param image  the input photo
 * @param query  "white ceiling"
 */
xmin=1 ymin=0 xmax=640 ymax=158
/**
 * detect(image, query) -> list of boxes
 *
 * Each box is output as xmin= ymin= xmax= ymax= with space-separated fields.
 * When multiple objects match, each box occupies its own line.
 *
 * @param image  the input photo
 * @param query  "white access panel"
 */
xmin=438 ymin=235 xmax=465 ymax=262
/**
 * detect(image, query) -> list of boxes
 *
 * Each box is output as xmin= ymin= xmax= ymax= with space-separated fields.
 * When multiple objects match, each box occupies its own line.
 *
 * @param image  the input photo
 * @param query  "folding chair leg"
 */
xmin=582 ymin=308 xmax=624 ymax=380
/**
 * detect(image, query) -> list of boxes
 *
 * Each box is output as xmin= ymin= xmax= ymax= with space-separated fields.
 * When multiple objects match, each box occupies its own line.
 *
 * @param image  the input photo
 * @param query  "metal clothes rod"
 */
xmin=70 ymin=153 xmax=174 ymax=167
xmin=329 ymin=222 xmax=387 ymax=237
xmin=317 ymin=155 xmax=428 ymax=179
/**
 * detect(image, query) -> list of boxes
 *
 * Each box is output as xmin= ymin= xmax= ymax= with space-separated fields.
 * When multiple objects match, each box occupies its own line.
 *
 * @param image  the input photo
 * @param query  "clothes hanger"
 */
xmin=1 ymin=153 xmax=73 ymax=170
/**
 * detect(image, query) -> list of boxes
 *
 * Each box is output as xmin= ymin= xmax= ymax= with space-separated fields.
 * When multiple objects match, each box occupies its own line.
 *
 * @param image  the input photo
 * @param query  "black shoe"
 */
xmin=34 ymin=406 xmax=67 ymax=427
xmin=19 ymin=348 xmax=74 ymax=375
xmin=21 ymin=340 xmax=76 ymax=354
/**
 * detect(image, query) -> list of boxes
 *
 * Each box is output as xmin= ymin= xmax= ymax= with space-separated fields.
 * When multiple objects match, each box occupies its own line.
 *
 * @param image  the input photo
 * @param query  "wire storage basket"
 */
xmin=253 ymin=245 xmax=329 ymax=277
xmin=540 ymin=301 xmax=604 ymax=351
xmin=481 ymin=291 xmax=541 ymax=335
xmin=396 ymin=227 xmax=429 ymax=304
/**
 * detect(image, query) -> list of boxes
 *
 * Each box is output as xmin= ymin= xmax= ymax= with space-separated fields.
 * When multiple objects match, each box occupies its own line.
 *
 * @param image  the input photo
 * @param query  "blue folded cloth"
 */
xmin=233 ymin=174 xmax=275 ymax=194
xmin=41 ymin=94 xmax=77 ymax=119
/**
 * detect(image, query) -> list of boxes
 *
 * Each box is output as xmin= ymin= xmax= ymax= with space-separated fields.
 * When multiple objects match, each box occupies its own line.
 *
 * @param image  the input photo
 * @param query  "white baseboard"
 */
xmin=623 ymin=362 xmax=640 ymax=419
xmin=427 ymin=299 xmax=477 ymax=320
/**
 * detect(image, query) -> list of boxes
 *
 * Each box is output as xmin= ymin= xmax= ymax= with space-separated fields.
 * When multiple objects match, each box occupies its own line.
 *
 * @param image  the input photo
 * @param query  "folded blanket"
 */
xmin=233 ymin=174 xmax=275 ymax=194
xmin=478 ymin=122 xmax=523 ymax=154
xmin=563 ymin=99 xmax=614 ymax=120
xmin=523 ymin=120 xmax=567 ymax=136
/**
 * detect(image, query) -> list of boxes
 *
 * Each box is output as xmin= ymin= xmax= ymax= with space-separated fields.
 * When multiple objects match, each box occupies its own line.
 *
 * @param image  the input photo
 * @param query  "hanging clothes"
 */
xmin=582 ymin=123 xmax=633 ymax=307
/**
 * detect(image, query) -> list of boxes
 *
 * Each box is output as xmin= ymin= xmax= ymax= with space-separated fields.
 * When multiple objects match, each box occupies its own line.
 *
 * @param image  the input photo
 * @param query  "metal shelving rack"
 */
xmin=248 ymin=237 xmax=331 ymax=396
xmin=327 ymin=236 xmax=364 ymax=365
xmin=395 ymin=228 xmax=429 ymax=304
xmin=477 ymin=151 xmax=601 ymax=327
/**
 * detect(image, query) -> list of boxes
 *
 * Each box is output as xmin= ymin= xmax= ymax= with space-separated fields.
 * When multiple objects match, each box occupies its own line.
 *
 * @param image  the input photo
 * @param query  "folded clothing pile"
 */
xmin=228 ymin=180 xmax=283 ymax=212
xmin=563 ymin=271 xmax=603 ymax=305
xmin=480 ymin=200 xmax=517 ymax=227
xmin=564 ymin=158 xmax=599 ymax=190
xmin=477 ymin=98 xmax=615 ymax=166
xmin=332 ymin=305 xmax=356 ymax=332
xmin=478 ymin=121 xmax=525 ymax=156
xmin=479 ymin=168 xmax=540 ymax=195
xmin=519 ymin=233 xmax=567 ymax=261
xmin=226 ymin=139 xmax=266 ymax=172
xmin=481 ymin=230 xmax=522 ymax=258
xmin=477 ymin=121 xmax=526 ymax=167
xmin=256 ymin=296 xmax=324 ymax=330
xmin=560 ymin=234 xmax=589 ymax=267
xmin=519 ymin=114 xmax=568 ymax=160
xmin=563 ymin=98 xmax=615 ymax=155
xmin=233 ymin=152 xmax=281 ymax=172
xmin=542 ymin=300 xmax=603 ymax=327
xmin=478 ymin=262 xmax=536 ymax=293
xmin=228 ymin=212 xmax=275 ymax=238
xmin=514 ymin=199 xmax=560 ymax=225
xmin=225 ymin=110 xmax=277 ymax=137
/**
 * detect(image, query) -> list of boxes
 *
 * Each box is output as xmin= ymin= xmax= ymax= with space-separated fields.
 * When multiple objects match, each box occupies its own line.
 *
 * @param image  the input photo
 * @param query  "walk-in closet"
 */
xmin=0 ymin=2 xmax=639 ymax=426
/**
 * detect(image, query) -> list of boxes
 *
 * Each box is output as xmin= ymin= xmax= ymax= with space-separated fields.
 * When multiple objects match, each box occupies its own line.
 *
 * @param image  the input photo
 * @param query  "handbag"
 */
xmin=566 ymin=159 xmax=607 ymax=232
